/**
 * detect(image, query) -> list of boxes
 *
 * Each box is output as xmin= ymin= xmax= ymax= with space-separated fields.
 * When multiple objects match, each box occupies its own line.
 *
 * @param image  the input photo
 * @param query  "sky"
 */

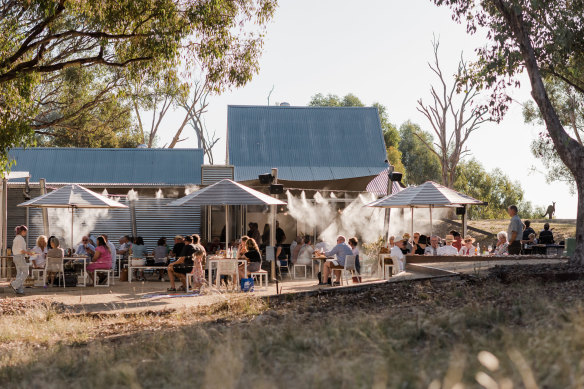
xmin=154 ymin=0 xmax=577 ymax=219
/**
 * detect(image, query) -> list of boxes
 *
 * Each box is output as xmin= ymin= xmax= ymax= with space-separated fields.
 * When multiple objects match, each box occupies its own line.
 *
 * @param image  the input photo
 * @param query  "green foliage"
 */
xmin=398 ymin=121 xmax=441 ymax=185
xmin=0 ymin=0 xmax=277 ymax=168
xmin=454 ymin=159 xmax=527 ymax=220
xmin=524 ymin=78 xmax=581 ymax=193
xmin=308 ymin=93 xmax=364 ymax=107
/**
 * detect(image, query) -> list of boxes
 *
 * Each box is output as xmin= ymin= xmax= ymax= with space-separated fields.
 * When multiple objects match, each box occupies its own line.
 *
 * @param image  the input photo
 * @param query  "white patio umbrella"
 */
xmin=167 ymin=179 xmax=286 ymax=247
xmin=17 ymin=184 xmax=127 ymax=248
xmin=366 ymin=181 xmax=486 ymax=237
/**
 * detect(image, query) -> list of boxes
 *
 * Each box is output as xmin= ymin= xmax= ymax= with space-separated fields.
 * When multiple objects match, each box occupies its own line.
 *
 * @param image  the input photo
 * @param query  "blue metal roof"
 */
xmin=227 ymin=105 xmax=388 ymax=181
xmin=8 ymin=147 xmax=203 ymax=185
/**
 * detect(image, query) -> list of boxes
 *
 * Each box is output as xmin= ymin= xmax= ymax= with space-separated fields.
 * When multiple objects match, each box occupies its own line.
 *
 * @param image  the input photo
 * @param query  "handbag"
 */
xmin=240 ymin=277 xmax=254 ymax=292
xmin=317 ymin=272 xmax=332 ymax=285
xmin=120 ymin=268 xmax=128 ymax=282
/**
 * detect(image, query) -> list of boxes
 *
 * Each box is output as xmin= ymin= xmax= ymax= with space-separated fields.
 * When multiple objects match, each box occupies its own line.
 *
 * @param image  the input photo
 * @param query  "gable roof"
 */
xmin=227 ymin=105 xmax=388 ymax=182
xmin=367 ymin=181 xmax=485 ymax=208
xmin=8 ymin=147 xmax=203 ymax=185
xmin=168 ymin=179 xmax=286 ymax=206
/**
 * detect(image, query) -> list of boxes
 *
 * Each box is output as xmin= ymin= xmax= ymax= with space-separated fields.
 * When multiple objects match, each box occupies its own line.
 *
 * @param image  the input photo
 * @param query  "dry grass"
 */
xmin=1 ymin=278 xmax=584 ymax=388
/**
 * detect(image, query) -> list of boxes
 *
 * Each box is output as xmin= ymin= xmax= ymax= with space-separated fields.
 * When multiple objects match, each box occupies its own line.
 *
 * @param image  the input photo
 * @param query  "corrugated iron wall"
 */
xmin=7 ymin=188 xmax=201 ymax=250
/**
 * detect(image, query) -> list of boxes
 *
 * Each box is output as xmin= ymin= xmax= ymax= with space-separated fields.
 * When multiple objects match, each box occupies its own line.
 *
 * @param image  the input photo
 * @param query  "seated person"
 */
xmin=289 ymin=236 xmax=302 ymax=263
xmin=76 ymin=236 xmax=95 ymax=257
xmin=437 ymin=235 xmax=459 ymax=256
xmin=521 ymin=233 xmax=538 ymax=246
xmin=46 ymin=236 xmax=64 ymax=286
xmin=424 ymin=235 xmax=440 ymax=256
xmin=314 ymin=239 xmax=330 ymax=253
xmin=492 ymin=231 xmax=509 ymax=255
xmin=131 ymin=236 xmax=148 ymax=258
xmin=152 ymin=237 xmax=169 ymax=281
xmin=391 ymin=238 xmax=406 ymax=273
xmin=319 ymin=235 xmax=353 ymax=286
xmin=348 ymin=237 xmax=361 ymax=276
xmin=538 ymin=223 xmax=555 ymax=244
xmin=167 ymin=235 xmax=195 ymax=291
xmin=522 ymin=220 xmax=536 ymax=240
xmin=291 ymin=236 xmax=304 ymax=264
xmin=31 ymin=235 xmax=48 ymax=269
xmin=401 ymin=233 xmax=413 ymax=254
xmin=459 ymin=236 xmax=476 ymax=256
xmin=297 ymin=236 xmax=315 ymax=266
xmin=239 ymin=238 xmax=262 ymax=279
xmin=450 ymin=231 xmax=463 ymax=251
xmin=237 ymin=236 xmax=249 ymax=259
xmin=87 ymin=236 xmax=113 ymax=286
xmin=413 ymin=233 xmax=427 ymax=255
xmin=170 ymin=235 xmax=185 ymax=260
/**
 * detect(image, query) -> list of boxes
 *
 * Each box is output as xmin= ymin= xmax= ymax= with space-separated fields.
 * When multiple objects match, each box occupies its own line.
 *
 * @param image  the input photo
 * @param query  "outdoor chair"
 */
xmin=339 ymin=255 xmax=358 ymax=286
xmin=277 ymin=256 xmax=292 ymax=279
xmin=378 ymin=254 xmax=393 ymax=278
xmin=293 ymin=263 xmax=308 ymax=279
xmin=215 ymin=259 xmax=239 ymax=291
xmin=44 ymin=256 xmax=65 ymax=288
xmin=31 ymin=268 xmax=46 ymax=287
xmin=94 ymin=269 xmax=114 ymax=287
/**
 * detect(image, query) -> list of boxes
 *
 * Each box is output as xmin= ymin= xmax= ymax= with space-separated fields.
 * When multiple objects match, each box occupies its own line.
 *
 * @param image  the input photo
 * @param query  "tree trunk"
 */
xmin=499 ymin=2 xmax=584 ymax=263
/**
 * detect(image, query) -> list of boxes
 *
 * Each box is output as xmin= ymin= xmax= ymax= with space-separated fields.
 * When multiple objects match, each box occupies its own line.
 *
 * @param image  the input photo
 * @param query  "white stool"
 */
xmin=293 ymin=264 xmax=307 ymax=279
xmin=251 ymin=270 xmax=269 ymax=287
xmin=94 ymin=269 xmax=114 ymax=287
xmin=384 ymin=264 xmax=394 ymax=280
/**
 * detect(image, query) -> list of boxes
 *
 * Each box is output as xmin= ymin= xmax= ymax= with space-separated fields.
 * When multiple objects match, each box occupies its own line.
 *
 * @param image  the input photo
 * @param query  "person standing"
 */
xmin=11 ymin=225 xmax=33 ymax=294
xmin=507 ymin=205 xmax=524 ymax=255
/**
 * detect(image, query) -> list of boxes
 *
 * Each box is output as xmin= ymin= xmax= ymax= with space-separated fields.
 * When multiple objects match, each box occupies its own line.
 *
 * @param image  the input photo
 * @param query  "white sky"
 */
xmin=154 ymin=0 xmax=577 ymax=218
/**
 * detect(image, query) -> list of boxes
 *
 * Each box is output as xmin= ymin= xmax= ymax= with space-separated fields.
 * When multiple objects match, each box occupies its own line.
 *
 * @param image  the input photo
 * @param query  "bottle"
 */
xmin=474 ymin=245 xmax=478 ymax=256
xmin=477 ymin=243 xmax=480 ymax=256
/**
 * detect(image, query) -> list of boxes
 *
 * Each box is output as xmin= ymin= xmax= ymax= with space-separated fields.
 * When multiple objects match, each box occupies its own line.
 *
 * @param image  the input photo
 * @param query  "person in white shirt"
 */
xmin=390 ymin=238 xmax=406 ymax=272
xmin=11 ymin=225 xmax=34 ymax=294
xmin=31 ymin=235 xmax=48 ymax=269
xmin=437 ymin=235 xmax=459 ymax=256
xmin=459 ymin=236 xmax=476 ymax=256
xmin=314 ymin=239 xmax=330 ymax=253
xmin=297 ymin=236 xmax=315 ymax=266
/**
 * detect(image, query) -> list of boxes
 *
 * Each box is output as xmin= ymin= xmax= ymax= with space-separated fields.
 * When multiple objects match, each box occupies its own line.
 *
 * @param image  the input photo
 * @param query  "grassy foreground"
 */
xmin=1 ymin=277 xmax=584 ymax=388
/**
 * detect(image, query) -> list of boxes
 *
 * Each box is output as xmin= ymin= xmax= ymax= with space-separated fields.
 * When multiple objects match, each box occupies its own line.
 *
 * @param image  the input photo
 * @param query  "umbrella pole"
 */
xmin=225 ymin=205 xmax=229 ymax=250
xmin=429 ymin=206 xmax=433 ymax=236
xmin=410 ymin=207 xmax=414 ymax=237
xmin=386 ymin=208 xmax=392 ymax=245
xmin=71 ymin=207 xmax=74 ymax=250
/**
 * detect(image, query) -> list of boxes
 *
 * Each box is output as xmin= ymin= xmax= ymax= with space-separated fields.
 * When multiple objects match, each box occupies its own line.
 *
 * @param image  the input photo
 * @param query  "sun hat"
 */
xmin=463 ymin=236 xmax=475 ymax=243
xmin=402 ymin=233 xmax=411 ymax=240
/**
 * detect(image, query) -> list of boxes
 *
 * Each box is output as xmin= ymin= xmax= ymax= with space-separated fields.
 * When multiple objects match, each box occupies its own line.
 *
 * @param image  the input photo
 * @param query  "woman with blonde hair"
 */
xmin=31 ymin=235 xmax=48 ymax=269
xmin=236 ymin=236 xmax=249 ymax=259
xmin=238 ymin=238 xmax=261 ymax=279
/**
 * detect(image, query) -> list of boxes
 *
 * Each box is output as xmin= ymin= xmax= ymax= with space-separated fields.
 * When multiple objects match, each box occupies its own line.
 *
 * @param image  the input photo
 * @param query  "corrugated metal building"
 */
xmin=5 ymin=148 xmax=205 ymax=249
xmin=227 ymin=105 xmax=388 ymax=191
